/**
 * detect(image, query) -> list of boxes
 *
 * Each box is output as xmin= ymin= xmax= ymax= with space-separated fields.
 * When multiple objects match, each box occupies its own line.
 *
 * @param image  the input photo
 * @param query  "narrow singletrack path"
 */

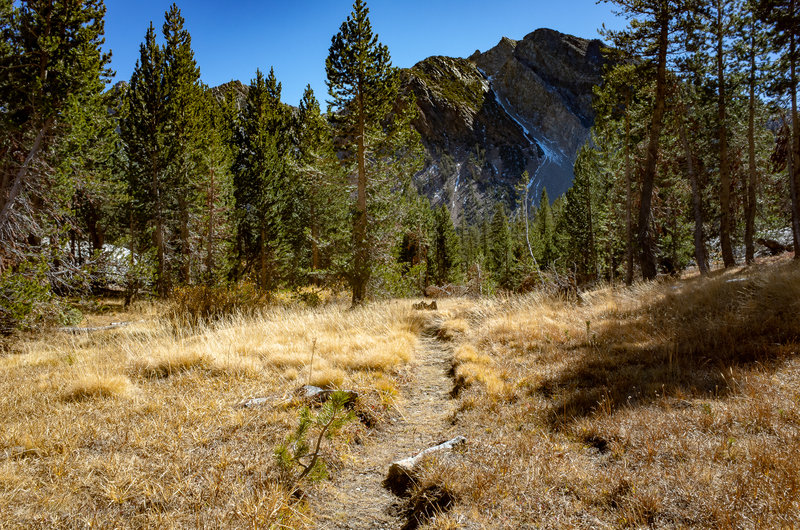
xmin=311 ymin=334 xmax=456 ymax=529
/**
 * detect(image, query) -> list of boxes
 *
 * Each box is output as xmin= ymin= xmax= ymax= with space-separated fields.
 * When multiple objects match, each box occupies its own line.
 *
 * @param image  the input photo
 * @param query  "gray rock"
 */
xmin=404 ymin=28 xmax=609 ymax=224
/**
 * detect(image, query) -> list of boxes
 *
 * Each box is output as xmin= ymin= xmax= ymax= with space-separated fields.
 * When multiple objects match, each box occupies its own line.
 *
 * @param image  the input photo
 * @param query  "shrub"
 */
xmin=274 ymin=391 xmax=355 ymax=484
xmin=167 ymin=283 xmax=268 ymax=327
xmin=0 ymin=262 xmax=80 ymax=334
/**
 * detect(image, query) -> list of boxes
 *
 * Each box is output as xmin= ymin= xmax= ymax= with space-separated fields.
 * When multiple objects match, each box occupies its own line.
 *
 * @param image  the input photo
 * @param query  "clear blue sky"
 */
xmin=103 ymin=0 xmax=626 ymax=105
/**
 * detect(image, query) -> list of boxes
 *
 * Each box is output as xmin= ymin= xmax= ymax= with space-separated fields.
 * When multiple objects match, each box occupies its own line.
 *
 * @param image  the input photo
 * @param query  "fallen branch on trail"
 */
xmin=384 ymin=436 xmax=466 ymax=496
xmin=236 ymin=385 xmax=358 ymax=409
xmin=59 ymin=321 xmax=134 ymax=334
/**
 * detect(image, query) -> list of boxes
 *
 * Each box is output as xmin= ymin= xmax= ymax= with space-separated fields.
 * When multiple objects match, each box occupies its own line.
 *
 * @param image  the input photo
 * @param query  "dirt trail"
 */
xmin=311 ymin=335 xmax=456 ymax=529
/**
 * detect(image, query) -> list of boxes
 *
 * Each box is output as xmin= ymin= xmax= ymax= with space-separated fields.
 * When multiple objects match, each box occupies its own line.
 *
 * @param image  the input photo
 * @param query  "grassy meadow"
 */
xmin=1 ymin=257 xmax=799 ymax=528
xmin=0 ymin=299 xmax=427 ymax=527
xmin=422 ymin=257 xmax=800 ymax=528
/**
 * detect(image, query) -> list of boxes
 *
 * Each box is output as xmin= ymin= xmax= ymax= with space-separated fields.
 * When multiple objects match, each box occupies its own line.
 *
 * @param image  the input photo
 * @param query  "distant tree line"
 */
xmin=0 ymin=0 xmax=798 ymax=331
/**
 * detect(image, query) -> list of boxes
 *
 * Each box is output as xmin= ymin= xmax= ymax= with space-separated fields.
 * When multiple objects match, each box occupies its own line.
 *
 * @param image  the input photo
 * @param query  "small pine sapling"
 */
xmin=275 ymin=391 xmax=355 ymax=483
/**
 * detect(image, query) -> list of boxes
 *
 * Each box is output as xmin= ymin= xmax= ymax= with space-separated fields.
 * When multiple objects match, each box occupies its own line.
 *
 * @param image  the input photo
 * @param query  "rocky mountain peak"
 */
xmin=407 ymin=28 xmax=608 ymax=223
xmin=211 ymin=79 xmax=249 ymax=108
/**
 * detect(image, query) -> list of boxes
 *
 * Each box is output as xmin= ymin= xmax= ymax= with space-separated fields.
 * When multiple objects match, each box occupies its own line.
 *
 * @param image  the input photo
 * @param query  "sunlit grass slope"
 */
xmin=420 ymin=259 xmax=800 ymax=528
xmin=0 ymin=300 xmax=422 ymax=527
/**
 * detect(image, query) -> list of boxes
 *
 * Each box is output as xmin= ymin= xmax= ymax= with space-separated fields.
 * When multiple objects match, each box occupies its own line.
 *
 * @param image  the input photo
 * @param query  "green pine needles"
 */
xmin=274 ymin=391 xmax=356 ymax=484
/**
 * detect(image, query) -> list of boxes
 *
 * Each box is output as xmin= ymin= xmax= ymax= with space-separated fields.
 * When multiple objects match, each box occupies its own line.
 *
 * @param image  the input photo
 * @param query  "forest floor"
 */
xmin=2 ymin=254 xmax=800 ymax=528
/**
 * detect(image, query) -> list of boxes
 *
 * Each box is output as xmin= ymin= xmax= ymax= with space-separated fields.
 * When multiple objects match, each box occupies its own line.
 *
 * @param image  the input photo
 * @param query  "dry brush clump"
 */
xmin=422 ymin=259 xmax=800 ymax=528
xmin=0 ymin=298 xmax=421 ymax=527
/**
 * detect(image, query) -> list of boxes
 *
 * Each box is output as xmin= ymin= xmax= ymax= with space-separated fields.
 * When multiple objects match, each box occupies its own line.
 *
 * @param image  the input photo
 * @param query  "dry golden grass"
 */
xmin=416 ymin=259 xmax=800 ymax=528
xmin=0 ymin=299 xmax=421 ymax=527
xmin=62 ymin=374 xmax=135 ymax=402
xmin=4 ymin=259 xmax=800 ymax=528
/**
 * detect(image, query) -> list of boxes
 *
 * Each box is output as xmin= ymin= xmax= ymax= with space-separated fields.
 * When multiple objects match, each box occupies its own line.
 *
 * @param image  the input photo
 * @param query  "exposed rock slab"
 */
xmin=404 ymin=27 xmax=608 ymax=223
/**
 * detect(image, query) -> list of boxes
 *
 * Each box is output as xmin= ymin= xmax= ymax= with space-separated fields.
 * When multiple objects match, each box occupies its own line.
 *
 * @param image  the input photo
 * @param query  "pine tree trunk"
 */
xmin=790 ymin=1 xmax=800 ymax=259
xmin=205 ymin=169 xmax=215 ymax=284
xmin=352 ymin=86 xmax=368 ymax=305
xmin=152 ymin=164 xmax=167 ymax=298
xmin=717 ymin=0 xmax=736 ymax=268
xmin=0 ymin=120 xmax=52 ymax=228
xmin=638 ymin=10 xmax=670 ymax=281
xmin=311 ymin=196 xmax=320 ymax=286
xmin=586 ymin=178 xmax=596 ymax=280
xmin=260 ymin=225 xmax=268 ymax=292
xmin=154 ymin=215 xmax=166 ymax=297
xmin=679 ymin=103 xmax=709 ymax=275
xmin=126 ymin=211 xmax=137 ymax=307
xmin=745 ymin=31 xmax=758 ymax=265
xmin=624 ymin=108 xmax=634 ymax=285
xmin=179 ymin=195 xmax=191 ymax=284
xmin=86 ymin=207 xmax=103 ymax=254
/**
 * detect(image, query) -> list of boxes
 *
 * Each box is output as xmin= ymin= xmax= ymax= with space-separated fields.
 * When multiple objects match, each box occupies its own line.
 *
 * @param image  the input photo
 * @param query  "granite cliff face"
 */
xmin=404 ymin=28 xmax=607 ymax=222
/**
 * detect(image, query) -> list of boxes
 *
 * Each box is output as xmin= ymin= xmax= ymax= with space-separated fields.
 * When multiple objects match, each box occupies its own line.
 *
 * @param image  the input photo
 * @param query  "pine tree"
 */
xmin=231 ymin=69 xmax=287 ymax=291
xmin=162 ymin=3 xmax=204 ymax=283
xmin=488 ymin=203 xmax=511 ymax=286
xmin=430 ymin=205 xmax=461 ymax=285
xmin=121 ymin=23 xmax=169 ymax=295
xmin=535 ymin=188 xmax=556 ymax=268
xmin=57 ymin=81 xmax=122 ymax=264
xmin=695 ymin=0 xmax=741 ymax=267
xmin=602 ymin=0 xmax=689 ymax=279
xmin=735 ymin=2 xmax=771 ymax=264
xmin=294 ymin=84 xmax=349 ymax=285
xmin=756 ymin=0 xmax=800 ymax=258
xmin=668 ymin=11 xmax=713 ymax=276
xmin=563 ymin=145 xmax=597 ymax=281
xmin=673 ymin=76 xmax=711 ymax=275
xmin=197 ymin=87 xmax=234 ymax=285
xmin=326 ymin=0 xmax=398 ymax=305
xmin=593 ymin=61 xmax=648 ymax=283
xmin=0 ymin=0 xmax=110 ymax=256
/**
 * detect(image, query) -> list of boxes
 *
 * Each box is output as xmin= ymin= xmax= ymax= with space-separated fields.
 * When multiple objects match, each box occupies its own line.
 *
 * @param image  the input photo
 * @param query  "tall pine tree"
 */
xmin=162 ymin=3 xmax=204 ymax=283
xmin=231 ymin=68 xmax=290 ymax=291
xmin=326 ymin=0 xmax=398 ymax=305
xmin=602 ymin=0 xmax=688 ymax=279
xmin=0 ymin=0 xmax=110 ymax=256
xmin=121 ymin=22 xmax=169 ymax=295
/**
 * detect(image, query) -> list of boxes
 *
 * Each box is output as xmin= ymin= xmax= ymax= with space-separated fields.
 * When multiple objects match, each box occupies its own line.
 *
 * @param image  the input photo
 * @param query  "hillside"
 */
xmin=208 ymin=28 xmax=607 ymax=223
xmin=405 ymin=28 xmax=607 ymax=221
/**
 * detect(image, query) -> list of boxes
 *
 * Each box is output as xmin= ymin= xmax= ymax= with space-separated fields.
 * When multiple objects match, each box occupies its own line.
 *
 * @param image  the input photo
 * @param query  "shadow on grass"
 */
xmin=539 ymin=260 xmax=800 ymax=429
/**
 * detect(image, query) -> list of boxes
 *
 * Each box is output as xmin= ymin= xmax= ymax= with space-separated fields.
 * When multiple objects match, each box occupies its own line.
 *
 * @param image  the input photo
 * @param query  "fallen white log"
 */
xmin=59 ymin=321 xmax=133 ymax=333
xmin=384 ymin=436 xmax=466 ymax=495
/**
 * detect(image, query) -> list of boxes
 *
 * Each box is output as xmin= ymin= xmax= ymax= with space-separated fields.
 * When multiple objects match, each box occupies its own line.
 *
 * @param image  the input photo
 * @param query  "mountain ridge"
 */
xmin=406 ymin=27 xmax=608 ymax=222
xmin=201 ymin=27 xmax=608 ymax=223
